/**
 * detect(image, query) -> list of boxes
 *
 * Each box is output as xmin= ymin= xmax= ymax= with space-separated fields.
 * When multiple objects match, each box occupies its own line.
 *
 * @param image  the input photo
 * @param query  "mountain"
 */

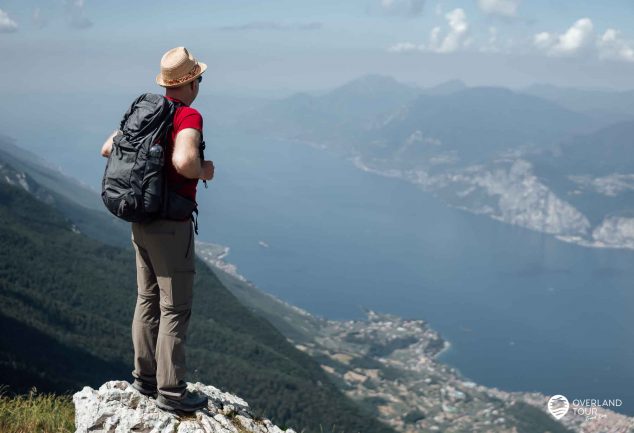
xmin=318 ymin=74 xmax=423 ymax=122
xmin=237 ymin=77 xmax=598 ymax=166
xmin=0 ymin=135 xmax=99 ymax=209
xmin=351 ymin=118 xmax=634 ymax=249
xmin=537 ymin=119 xmax=634 ymax=175
xmin=236 ymin=74 xmax=424 ymax=154
xmin=356 ymin=88 xmax=634 ymax=249
xmin=529 ymin=120 xmax=634 ymax=230
xmin=0 ymin=146 xmax=396 ymax=433
xmin=421 ymin=79 xmax=467 ymax=96
xmin=523 ymin=84 xmax=634 ymax=124
xmin=363 ymin=87 xmax=595 ymax=166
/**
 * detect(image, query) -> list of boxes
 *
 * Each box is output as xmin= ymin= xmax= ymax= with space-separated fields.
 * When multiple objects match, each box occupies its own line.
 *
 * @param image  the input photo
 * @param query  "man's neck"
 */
xmin=164 ymin=94 xmax=190 ymax=106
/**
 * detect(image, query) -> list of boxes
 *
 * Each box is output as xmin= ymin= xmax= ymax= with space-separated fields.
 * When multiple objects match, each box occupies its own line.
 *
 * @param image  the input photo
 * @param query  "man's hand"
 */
xmin=100 ymin=130 xmax=119 ymax=157
xmin=200 ymin=160 xmax=214 ymax=181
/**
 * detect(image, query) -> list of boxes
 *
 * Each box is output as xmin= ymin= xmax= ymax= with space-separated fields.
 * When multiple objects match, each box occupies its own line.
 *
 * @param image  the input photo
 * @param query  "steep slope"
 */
xmin=536 ymin=119 xmax=634 ymax=175
xmin=0 ymin=135 xmax=100 ymax=210
xmin=528 ymin=120 xmax=634 ymax=243
xmin=0 ymin=167 xmax=396 ymax=433
xmin=0 ymin=136 xmax=129 ymax=247
xmin=0 ymin=312 xmax=129 ymax=395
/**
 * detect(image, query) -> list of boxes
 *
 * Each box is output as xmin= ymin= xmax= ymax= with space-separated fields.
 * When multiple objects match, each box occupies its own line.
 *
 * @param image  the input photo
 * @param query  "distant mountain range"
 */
xmin=223 ymin=74 xmax=634 ymax=250
xmin=362 ymin=86 xmax=595 ymax=165
xmin=523 ymin=83 xmax=634 ymax=124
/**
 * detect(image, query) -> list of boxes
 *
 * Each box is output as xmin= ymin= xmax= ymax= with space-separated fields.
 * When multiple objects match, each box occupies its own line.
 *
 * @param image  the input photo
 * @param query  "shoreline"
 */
xmin=348 ymin=154 xmax=634 ymax=252
xmin=196 ymin=240 xmax=634 ymax=430
xmin=433 ymin=339 xmax=453 ymax=361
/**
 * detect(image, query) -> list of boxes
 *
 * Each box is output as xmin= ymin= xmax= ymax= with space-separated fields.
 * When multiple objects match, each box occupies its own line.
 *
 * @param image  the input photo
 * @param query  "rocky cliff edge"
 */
xmin=73 ymin=380 xmax=299 ymax=433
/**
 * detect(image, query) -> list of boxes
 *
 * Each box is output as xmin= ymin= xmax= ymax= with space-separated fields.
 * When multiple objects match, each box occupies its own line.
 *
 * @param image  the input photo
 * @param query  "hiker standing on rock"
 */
xmin=100 ymin=46 xmax=214 ymax=412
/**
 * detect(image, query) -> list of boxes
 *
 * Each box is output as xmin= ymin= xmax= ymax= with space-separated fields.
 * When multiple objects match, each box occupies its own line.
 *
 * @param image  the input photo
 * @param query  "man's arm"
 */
xmin=100 ymin=130 xmax=119 ymax=157
xmin=172 ymin=128 xmax=214 ymax=180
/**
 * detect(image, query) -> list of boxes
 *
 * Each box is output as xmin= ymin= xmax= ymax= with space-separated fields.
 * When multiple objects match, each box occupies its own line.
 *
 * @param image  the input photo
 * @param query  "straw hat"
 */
xmin=156 ymin=46 xmax=207 ymax=88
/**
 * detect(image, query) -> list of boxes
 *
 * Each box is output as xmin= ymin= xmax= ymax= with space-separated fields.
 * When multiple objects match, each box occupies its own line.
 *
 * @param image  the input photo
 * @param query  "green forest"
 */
xmin=0 ymin=174 xmax=395 ymax=433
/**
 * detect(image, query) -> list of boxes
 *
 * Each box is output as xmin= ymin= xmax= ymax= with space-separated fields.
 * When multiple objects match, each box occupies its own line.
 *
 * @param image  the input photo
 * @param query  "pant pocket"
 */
xmin=158 ymin=270 xmax=194 ymax=309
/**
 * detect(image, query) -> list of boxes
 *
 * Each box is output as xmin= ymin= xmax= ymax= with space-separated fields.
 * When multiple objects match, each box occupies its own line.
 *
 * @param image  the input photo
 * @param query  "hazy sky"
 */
xmin=1 ymin=0 xmax=634 ymax=96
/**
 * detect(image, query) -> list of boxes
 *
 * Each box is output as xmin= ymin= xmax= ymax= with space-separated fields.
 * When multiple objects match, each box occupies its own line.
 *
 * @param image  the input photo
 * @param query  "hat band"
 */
xmin=163 ymin=63 xmax=201 ymax=86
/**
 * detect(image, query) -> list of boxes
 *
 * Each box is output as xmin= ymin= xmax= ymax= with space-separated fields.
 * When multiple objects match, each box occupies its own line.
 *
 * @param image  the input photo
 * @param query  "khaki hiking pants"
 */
xmin=130 ymin=218 xmax=195 ymax=399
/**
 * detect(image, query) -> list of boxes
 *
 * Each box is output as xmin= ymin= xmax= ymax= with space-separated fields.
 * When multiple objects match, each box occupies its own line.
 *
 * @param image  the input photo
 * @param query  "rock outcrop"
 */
xmin=73 ymin=380 xmax=298 ymax=433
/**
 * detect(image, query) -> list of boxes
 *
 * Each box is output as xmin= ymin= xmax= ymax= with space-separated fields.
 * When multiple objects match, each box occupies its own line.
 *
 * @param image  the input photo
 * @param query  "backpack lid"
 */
xmin=119 ymin=93 xmax=177 ymax=146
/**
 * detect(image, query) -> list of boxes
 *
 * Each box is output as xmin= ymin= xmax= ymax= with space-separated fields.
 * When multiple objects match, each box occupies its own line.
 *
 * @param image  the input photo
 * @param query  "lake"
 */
xmin=198 ymin=127 xmax=634 ymax=415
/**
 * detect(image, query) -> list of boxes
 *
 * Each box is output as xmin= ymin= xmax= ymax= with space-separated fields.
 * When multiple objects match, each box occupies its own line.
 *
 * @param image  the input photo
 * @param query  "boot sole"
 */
xmin=155 ymin=398 xmax=206 ymax=413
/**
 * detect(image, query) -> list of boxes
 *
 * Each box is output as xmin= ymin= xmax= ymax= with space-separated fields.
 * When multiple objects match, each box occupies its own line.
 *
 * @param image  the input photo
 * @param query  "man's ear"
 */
xmin=190 ymin=81 xmax=195 ymax=91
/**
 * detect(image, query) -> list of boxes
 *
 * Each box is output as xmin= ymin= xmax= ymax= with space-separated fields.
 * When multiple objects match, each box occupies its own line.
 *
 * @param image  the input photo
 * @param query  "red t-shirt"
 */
xmin=164 ymin=96 xmax=203 ymax=203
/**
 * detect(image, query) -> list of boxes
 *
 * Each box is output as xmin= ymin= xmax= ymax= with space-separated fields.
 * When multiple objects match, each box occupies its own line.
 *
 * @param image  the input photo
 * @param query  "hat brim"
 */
xmin=156 ymin=62 xmax=207 ymax=88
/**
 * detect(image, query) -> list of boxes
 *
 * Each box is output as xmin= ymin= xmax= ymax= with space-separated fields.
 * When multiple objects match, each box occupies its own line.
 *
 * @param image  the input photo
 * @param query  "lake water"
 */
xmin=198 ymin=128 xmax=634 ymax=415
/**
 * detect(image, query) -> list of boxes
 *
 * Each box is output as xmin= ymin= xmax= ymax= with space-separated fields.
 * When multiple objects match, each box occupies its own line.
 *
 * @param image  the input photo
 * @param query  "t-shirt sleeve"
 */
xmin=174 ymin=107 xmax=203 ymax=134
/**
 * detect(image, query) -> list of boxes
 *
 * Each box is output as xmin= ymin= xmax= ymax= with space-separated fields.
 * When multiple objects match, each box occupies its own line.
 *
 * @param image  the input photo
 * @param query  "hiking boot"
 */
xmin=156 ymin=390 xmax=208 ymax=413
xmin=131 ymin=379 xmax=158 ymax=398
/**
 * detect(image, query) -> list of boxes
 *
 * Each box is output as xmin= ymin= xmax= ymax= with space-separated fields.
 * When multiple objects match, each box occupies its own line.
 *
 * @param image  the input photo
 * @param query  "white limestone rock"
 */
xmin=592 ymin=216 xmax=634 ymax=248
xmin=73 ymin=380 xmax=299 ymax=433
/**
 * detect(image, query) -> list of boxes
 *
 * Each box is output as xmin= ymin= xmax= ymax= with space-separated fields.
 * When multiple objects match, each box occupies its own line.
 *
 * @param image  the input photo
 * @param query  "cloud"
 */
xmin=387 ymin=7 xmax=470 ymax=54
xmin=533 ymin=32 xmax=553 ymax=50
xmin=427 ymin=8 xmax=469 ymax=53
xmin=533 ymin=18 xmax=634 ymax=63
xmin=64 ymin=0 xmax=92 ymax=29
xmin=379 ymin=0 xmax=425 ymax=17
xmin=533 ymin=18 xmax=594 ymax=56
xmin=387 ymin=42 xmax=422 ymax=53
xmin=218 ymin=21 xmax=323 ymax=31
xmin=598 ymin=29 xmax=634 ymax=63
xmin=0 ymin=9 xmax=18 ymax=33
xmin=32 ymin=8 xmax=48 ymax=29
xmin=476 ymin=0 xmax=521 ymax=17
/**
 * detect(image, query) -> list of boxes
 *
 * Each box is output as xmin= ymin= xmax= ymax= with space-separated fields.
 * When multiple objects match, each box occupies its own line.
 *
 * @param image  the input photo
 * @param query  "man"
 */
xmin=100 ymin=46 xmax=214 ymax=412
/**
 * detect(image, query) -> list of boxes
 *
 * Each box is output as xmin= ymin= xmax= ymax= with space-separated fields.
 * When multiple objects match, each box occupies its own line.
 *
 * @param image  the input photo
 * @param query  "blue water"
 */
xmin=196 ymin=128 xmax=634 ymax=415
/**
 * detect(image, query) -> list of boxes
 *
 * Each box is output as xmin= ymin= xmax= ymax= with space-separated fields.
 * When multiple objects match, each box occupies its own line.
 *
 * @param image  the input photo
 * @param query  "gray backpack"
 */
xmin=101 ymin=93 xmax=197 ymax=223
